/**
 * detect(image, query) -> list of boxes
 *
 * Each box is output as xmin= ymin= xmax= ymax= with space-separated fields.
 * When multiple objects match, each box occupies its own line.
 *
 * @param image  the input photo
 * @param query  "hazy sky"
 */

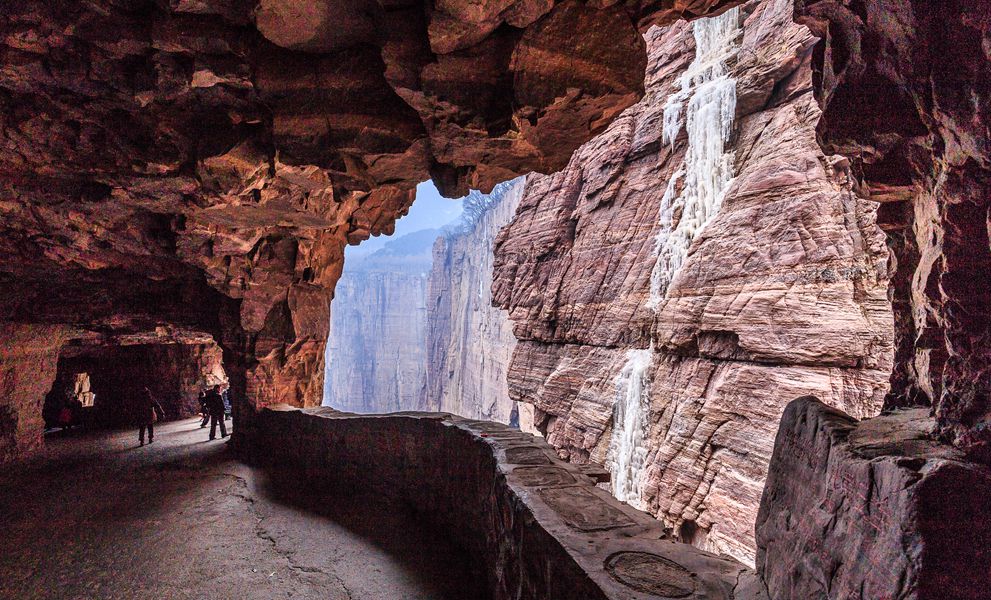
xmin=345 ymin=180 xmax=463 ymax=259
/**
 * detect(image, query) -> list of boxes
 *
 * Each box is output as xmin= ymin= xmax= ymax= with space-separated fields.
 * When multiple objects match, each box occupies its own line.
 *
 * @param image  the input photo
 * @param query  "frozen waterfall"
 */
xmin=651 ymin=7 xmax=742 ymax=307
xmin=605 ymin=348 xmax=653 ymax=510
xmin=607 ymin=8 xmax=742 ymax=508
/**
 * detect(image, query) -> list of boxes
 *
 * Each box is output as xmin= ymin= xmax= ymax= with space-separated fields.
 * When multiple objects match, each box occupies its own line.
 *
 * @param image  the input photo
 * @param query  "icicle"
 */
xmin=606 ymin=348 xmax=653 ymax=510
xmin=608 ymin=8 xmax=742 ymax=510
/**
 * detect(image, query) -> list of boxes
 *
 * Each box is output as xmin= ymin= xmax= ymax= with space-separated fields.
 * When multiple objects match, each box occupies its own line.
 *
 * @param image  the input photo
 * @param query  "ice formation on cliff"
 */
xmin=609 ymin=8 xmax=742 ymax=506
xmin=651 ymin=7 xmax=741 ymax=307
xmin=606 ymin=348 xmax=653 ymax=510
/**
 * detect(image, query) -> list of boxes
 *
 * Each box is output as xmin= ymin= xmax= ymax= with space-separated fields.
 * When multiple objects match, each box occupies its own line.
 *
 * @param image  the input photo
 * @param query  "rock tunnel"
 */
xmin=0 ymin=0 xmax=989 ymax=599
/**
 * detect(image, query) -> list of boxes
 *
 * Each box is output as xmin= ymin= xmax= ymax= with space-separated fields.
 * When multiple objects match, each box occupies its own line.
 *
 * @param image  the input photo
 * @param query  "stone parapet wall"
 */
xmin=249 ymin=406 xmax=768 ymax=600
xmin=756 ymin=397 xmax=991 ymax=599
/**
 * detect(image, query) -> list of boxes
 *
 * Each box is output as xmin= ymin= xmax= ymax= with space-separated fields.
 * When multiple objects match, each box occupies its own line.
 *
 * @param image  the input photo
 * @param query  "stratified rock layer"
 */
xmin=756 ymin=396 xmax=991 ymax=599
xmin=426 ymin=179 xmax=525 ymax=423
xmin=793 ymin=0 xmax=991 ymax=460
xmin=0 ymin=325 xmax=72 ymax=462
xmin=493 ymin=0 xmax=893 ymax=564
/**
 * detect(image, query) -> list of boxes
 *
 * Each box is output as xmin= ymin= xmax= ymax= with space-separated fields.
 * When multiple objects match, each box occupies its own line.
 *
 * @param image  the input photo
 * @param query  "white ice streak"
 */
xmin=607 ymin=9 xmax=742 ymax=509
xmin=605 ymin=348 xmax=654 ymax=510
xmin=651 ymin=8 xmax=742 ymax=307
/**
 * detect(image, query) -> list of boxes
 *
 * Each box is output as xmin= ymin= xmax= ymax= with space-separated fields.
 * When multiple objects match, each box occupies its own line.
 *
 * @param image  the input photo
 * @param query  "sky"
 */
xmin=345 ymin=180 xmax=463 ymax=259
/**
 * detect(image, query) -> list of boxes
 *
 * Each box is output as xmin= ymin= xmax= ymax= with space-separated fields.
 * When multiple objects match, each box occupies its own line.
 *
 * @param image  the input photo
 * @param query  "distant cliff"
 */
xmin=426 ymin=179 xmax=526 ymax=423
xmin=323 ymin=231 xmax=435 ymax=414
xmin=324 ymin=184 xmax=527 ymax=426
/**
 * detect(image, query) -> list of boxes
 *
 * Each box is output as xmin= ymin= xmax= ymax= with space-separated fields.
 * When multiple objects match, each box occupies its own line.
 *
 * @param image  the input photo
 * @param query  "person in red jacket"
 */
xmin=138 ymin=387 xmax=165 ymax=446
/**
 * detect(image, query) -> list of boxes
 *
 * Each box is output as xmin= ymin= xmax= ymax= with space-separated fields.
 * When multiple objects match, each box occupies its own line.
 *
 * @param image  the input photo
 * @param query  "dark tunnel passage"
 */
xmin=41 ymin=337 xmax=229 ymax=431
xmin=0 ymin=419 xmax=487 ymax=600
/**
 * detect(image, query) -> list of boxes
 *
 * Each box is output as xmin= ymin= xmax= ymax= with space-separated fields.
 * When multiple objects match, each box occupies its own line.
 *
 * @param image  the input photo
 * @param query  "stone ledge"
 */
xmin=756 ymin=396 xmax=991 ymax=600
xmin=250 ymin=405 xmax=768 ymax=600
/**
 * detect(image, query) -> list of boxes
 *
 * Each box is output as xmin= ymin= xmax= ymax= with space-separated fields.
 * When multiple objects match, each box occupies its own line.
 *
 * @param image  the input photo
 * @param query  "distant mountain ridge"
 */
xmin=347 ymin=228 xmax=440 ymax=272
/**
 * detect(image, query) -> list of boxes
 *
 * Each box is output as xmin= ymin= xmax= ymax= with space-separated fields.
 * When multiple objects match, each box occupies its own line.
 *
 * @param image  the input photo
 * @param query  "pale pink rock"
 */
xmin=493 ymin=0 xmax=893 ymax=565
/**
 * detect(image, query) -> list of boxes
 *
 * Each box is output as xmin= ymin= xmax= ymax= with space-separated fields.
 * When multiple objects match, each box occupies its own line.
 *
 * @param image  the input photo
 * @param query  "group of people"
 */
xmin=197 ymin=384 xmax=231 ymax=441
xmin=136 ymin=383 xmax=232 ymax=446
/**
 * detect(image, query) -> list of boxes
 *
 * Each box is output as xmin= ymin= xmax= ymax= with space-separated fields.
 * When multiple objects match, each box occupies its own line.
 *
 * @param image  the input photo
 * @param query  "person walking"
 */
xmin=139 ymin=387 xmax=165 ymax=446
xmin=204 ymin=384 xmax=227 ymax=440
xmin=198 ymin=390 xmax=209 ymax=428
xmin=221 ymin=385 xmax=232 ymax=421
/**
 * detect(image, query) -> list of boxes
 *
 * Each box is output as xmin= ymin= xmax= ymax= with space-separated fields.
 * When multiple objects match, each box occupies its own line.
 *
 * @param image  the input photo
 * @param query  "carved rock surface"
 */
xmin=793 ymin=0 xmax=991 ymax=460
xmin=756 ymin=396 xmax=991 ymax=599
xmin=493 ymin=0 xmax=893 ymax=564
xmin=0 ymin=325 xmax=72 ymax=462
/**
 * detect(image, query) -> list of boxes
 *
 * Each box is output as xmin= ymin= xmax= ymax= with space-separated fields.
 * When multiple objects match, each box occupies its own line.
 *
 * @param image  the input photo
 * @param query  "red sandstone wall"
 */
xmin=493 ymin=0 xmax=894 ymax=564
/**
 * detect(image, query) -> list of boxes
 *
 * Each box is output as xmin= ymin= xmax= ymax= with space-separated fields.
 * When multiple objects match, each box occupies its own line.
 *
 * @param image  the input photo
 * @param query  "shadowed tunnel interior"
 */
xmin=0 ymin=419 xmax=487 ymax=600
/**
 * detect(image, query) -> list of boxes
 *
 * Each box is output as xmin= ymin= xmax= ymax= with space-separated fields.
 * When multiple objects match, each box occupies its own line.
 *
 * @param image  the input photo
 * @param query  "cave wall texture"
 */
xmin=0 ymin=0 xmax=987 ymax=597
xmin=493 ymin=0 xmax=894 ymax=564
xmin=793 ymin=0 xmax=991 ymax=461
xmin=0 ymin=0 xmax=746 ymax=462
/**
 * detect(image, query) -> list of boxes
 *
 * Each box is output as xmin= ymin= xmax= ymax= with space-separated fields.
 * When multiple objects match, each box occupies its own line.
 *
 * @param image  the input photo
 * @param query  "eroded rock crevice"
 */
xmin=794 ymin=0 xmax=991 ymax=458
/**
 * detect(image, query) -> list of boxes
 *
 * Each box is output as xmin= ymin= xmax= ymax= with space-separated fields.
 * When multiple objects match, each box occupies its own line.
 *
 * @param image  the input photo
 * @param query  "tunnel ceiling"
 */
xmin=0 ymin=0 xmax=743 ymax=408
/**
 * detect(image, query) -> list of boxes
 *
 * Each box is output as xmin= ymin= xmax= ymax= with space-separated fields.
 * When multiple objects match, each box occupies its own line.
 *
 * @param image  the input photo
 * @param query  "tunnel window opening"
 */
xmin=323 ymin=178 xmax=537 ymax=432
xmin=75 ymin=373 xmax=95 ymax=407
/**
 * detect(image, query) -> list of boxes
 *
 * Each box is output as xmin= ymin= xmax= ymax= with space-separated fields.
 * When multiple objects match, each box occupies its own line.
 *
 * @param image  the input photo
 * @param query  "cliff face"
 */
xmin=323 ymin=232 xmax=434 ymax=414
xmin=426 ymin=179 xmax=525 ymax=423
xmin=493 ymin=0 xmax=894 ymax=565
xmin=325 ymin=183 xmax=523 ymax=423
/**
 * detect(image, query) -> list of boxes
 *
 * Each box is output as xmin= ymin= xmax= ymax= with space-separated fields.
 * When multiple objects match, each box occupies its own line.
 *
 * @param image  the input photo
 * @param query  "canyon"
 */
xmin=324 ymin=180 xmax=525 ymax=424
xmin=0 ymin=0 xmax=988 ymax=598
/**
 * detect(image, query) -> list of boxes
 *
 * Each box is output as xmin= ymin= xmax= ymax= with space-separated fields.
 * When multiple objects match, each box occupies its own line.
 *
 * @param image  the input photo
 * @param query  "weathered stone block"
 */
xmin=756 ymin=396 xmax=991 ymax=599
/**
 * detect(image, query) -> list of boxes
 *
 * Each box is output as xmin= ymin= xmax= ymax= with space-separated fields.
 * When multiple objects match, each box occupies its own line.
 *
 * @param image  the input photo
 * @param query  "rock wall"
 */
xmin=1 ymin=0 xmax=704 ymax=459
xmin=323 ymin=232 xmax=434 ymax=413
xmin=0 ymin=324 xmax=72 ymax=463
xmin=757 ymin=397 xmax=991 ymax=599
xmin=425 ymin=179 xmax=525 ymax=423
xmin=250 ymin=404 xmax=770 ymax=600
xmin=793 ymin=0 xmax=991 ymax=461
xmin=493 ymin=0 xmax=894 ymax=565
